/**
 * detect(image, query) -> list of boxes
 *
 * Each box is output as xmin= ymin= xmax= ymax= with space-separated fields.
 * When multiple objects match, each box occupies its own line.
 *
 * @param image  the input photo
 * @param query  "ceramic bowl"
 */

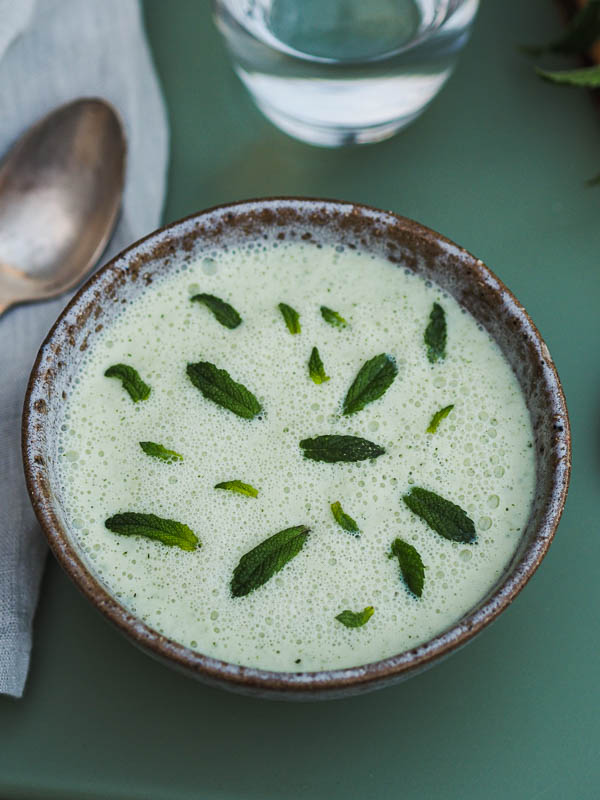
xmin=22 ymin=198 xmax=571 ymax=700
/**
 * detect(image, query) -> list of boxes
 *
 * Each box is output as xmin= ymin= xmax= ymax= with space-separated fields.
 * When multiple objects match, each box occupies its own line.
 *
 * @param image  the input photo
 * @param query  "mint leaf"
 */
xmin=309 ymin=346 xmax=330 ymax=384
xmin=278 ymin=302 xmax=301 ymax=334
xmin=186 ymin=361 xmax=262 ymax=419
xmin=335 ymin=606 xmax=374 ymax=628
xmin=424 ymin=303 xmax=446 ymax=363
xmin=403 ymin=487 xmax=475 ymax=544
xmin=191 ymin=293 xmax=242 ymax=329
xmin=104 ymin=364 xmax=150 ymax=402
xmin=389 ymin=538 xmax=425 ymax=597
xmin=522 ymin=0 xmax=600 ymax=56
xmin=105 ymin=512 xmax=199 ymax=551
xmin=300 ymin=435 xmax=385 ymax=463
xmin=215 ymin=480 xmax=258 ymax=498
xmin=139 ymin=441 xmax=183 ymax=462
xmin=321 ymin=306 xmax=347 ymax=328
xmin=536 ymin=64 xmax=600 ymax=88
xmin=331 ymin=501 xmax=360 ymax=536
xmin=426 ymin=404 xmax=454 ymax=434
xmin=342 ymin=353 xmax=397 ymax=416
xmin=231 ymin=525 xmax=310 ymax=597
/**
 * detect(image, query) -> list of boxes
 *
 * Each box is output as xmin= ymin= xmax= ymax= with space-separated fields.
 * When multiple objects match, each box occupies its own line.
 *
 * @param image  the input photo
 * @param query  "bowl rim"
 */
xmin=22 ymin=197 xmax=571 ymax=696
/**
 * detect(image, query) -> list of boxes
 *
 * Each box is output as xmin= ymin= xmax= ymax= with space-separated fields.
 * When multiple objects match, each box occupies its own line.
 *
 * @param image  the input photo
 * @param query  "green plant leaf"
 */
xmin=424 ymin=303 xmax=447 ymax=363
xmin=215 ymin=480 xmax=258 ymax=498
xmin=139 ymin=441 xmax=183 ymax=462
xmin=426 ymin=404 xmax=454 ymax=434
xmin=231 ymin=525 xmax=310 ymax=597
xmin=278 ymin=302 xmax=301 ymax=334
xmin=191 ymin=293 xmax=242 ymax=329
xmin=330 ymin=501 xmax=360 ymax=536
xmin=342 ymin=353 xmax=398 ymax=415
xmin=300 ymin=435 xmax=385 ymax=463
xmin=536 ymin=64 xmax=600 ymax=88
xmin=389 ymin=538 xmax=425 ymax=597
xmin=321 ymin=306 xmax=347 ymax=328
xmin=522 ymin=0 xmax=600 ymax=55
xmin=186 ymin=361 xmax=262 ymax=419
xmin=105 ymin=512 xmax=199 ymax=551
xmin=309 ymin=346 xmax=330 ymax=384
xmin=403 ymin=487 xmax=476 ymax=544
xmin=104 ymin=364 xmax=151 ymax=402
xmin=335 ymin=606 xmax=374 ymax=628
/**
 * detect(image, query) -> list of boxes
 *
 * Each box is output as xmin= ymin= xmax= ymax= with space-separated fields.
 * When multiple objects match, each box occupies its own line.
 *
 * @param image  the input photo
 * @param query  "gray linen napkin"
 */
xmin=0 ymin=0 xmax=169 ymax=698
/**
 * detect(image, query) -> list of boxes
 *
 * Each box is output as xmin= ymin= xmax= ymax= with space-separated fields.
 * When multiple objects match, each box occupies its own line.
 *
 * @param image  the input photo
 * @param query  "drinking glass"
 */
xmin=213 ymin=0 xmax=480 ymax=147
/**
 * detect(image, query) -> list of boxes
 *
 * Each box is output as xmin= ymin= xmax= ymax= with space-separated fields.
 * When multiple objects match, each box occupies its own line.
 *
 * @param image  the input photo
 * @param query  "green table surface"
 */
xmin=2 ymin=1 xmax=599 ymax=797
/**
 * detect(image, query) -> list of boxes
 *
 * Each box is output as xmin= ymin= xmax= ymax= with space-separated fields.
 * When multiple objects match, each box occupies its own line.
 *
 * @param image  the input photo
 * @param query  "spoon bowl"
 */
xmin=0 ymin=98 xmax=126 ymax=314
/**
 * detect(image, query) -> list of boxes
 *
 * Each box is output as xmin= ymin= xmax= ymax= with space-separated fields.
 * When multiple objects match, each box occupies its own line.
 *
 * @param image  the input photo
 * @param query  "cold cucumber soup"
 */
xmin=57 ymin=239 xmax=535 ymax=672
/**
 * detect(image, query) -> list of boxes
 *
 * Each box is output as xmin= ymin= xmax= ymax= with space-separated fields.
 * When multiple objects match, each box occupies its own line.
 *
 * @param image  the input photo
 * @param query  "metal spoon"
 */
xmin=0 ymin=98 xmax=126 ymax=316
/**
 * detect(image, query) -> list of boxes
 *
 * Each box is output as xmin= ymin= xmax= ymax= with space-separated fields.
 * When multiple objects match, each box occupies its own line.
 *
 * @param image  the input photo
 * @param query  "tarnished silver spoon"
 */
xmin=0 ymin=98 xmax=126 ymax=316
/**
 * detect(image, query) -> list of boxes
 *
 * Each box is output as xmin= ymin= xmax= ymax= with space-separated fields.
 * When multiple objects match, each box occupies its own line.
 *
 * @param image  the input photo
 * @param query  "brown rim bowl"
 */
xmin=22 ymin=198 xmax=571 ymax=701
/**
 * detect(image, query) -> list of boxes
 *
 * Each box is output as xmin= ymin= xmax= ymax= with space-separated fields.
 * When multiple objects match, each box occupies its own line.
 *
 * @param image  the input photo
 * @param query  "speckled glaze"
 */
xmin=22 ymin=199 xmax=570 ymax=700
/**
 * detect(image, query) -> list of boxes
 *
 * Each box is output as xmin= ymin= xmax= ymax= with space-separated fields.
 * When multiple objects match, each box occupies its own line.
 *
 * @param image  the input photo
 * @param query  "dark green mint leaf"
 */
xmin=139 ymin=441 xmax=183 ymax=462
xmin=342 ymin=353 xmax=397 ymax=416
xmin=424 ymin=303 xmax=447 ymax=363
xmin=231 ymin=525 xmax=310 ymax=597
xmin=104 ymin=364 xmax=150 ymax=402
xmin=331 ymin=501 xmax=360 ymax=536
xmin=300 ymin=435 xmax=385 ymax=463
xmin=335 ymin=606 xmax=374 ymax=628
xmin=186 ymin=361 xmax=262 ymax=419
xmin=309 ymin=346 xmax=330 ymax=384
xmin=426 ymin=404 xmax=454 ymax=434
xmin=403 ymin=487 xmax=476 ymax=544
xmin=536 ymin=64 xmax=600 ymax=88
xmin=191 ymin=293 xmax=242 ymax=329
xmin=389 ymin=538 xmax=425 ymax=597
xmin=321 ymin=306 xmax=347 ymax=328
xmin=215 ymin=480 xmax=258 ymax=498
xmin=522 ymin=0 xmax=600 ymax=55
xmin=105 ymin=512 xmax=199 ymax=551
xmin=278 ymin=302 xmax=301 ymax=334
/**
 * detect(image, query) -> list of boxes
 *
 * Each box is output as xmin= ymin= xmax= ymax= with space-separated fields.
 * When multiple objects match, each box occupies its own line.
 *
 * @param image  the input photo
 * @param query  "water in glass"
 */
xmin=213 ymin=0 xmax=480 ymax=146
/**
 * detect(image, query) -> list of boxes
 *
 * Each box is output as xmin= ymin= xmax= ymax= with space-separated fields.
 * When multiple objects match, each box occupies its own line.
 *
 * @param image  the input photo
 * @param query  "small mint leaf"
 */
xmin=424 ymin=303 xmax=447 ymax=363
xmin=139 ymin=441 xmax=183 ymax=462
xmin=309 ymin=346 xmax=330 ymax=384
xmin=330 ymin=501 xmax=360 ymax=536
xmin=390 ymin=538 xmax=425 ymax=597
xmin=536 ymin=64 xmax=600 ymax=88
xmin=403 ymin=487 xmax=475 ymax=544
xmin=191 ymin=293 xmax=242 ymax=329
xmin=231 ymin=525 xmax=310 ymax=597
xmin=104 ymin=364 xmax=150 ymax=402
xmin=321 ymin=306 xmax=347 ymax=328
xmin=105 ymin=512 xmax=199 ymax=551
xmin=278 ymin=303 xmax=301 ymax=334
xmin=342 ymin=353 xmax=397 ymax=416
xmin=215 ymin=480 xmax=258 ymax=498
xmin=335 ymin=606 xmax=374 ymax=628
xmin=187 ymin=361 xmax=262 ymax=419
xmin=300 ymin=435 xmax=385 ymax=463
xmin=426 ymin=404 xmax=454 ymax=434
